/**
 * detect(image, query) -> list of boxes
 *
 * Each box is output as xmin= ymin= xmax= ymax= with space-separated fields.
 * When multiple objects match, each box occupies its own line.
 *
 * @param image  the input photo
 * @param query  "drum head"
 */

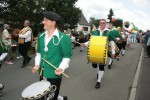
xmin=22 ymin=81 xmax=50 ymax=99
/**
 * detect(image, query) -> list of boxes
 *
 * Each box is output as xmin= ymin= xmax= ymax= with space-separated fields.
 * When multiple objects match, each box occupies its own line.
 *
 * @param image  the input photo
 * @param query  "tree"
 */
xmin=44 ymin=0 xmax=81 ymax=30
xmin=0 ymin=0 xmax=81 ymax=35
xmin=107 ymin=8 xmax=114 ymax=23
xmin=89 ymin=17 xmax=100 ymax=29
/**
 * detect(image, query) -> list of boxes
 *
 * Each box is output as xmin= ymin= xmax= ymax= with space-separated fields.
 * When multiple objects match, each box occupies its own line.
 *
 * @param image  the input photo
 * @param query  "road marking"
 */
xmin=128 ymin=48 xmax=143 ymax=100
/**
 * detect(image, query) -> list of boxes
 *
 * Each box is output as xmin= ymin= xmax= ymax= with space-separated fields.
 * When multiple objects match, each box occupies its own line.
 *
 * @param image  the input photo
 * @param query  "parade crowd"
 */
xmin=0 ymin=11 xmax=150 ymax=100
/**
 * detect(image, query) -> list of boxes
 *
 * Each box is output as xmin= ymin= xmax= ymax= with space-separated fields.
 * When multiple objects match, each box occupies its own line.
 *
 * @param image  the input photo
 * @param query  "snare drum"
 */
xmin=21 ymin=81 xmax=56 ymax=100
xmin=88 ymin=36 xmax=108 ymax=64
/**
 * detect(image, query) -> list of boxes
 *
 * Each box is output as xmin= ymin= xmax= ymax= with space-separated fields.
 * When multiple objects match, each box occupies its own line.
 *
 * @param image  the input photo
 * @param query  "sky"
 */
xmin=75 ymin=0 xmax=150 ymax=31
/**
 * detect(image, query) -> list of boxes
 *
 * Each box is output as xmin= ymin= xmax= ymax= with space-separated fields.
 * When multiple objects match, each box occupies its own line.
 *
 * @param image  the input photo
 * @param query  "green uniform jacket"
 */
xmin=92 ymin=29 xmax=109 ymax=36
xmin=108 ymin=29 xmax=120 ymax=41
xmin=0 ymin=40 xmax=8 ymax=55
xmin=37 ymin=32 xmax=72 ymax=78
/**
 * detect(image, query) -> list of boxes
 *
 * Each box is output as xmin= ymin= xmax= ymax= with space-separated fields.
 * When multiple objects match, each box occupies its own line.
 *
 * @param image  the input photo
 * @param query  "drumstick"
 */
xmin=74 ymin=41 xmax=81 ymax=45
xmin=27 ymin=66 xmax=34 ymax=70
xmin=42 ymin=58 xmax=69 ymax=78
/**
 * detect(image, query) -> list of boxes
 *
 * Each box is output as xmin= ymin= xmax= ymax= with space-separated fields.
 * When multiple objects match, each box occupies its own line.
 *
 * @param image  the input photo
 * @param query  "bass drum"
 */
xmin=88 ymin=36 xmax=108 ymax=64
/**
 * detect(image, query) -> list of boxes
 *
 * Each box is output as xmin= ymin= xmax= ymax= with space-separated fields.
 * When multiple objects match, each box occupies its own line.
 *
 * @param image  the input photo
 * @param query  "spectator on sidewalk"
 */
xmin=2 ymin=24 xmax=13 ymax=64
xmin=145 ymin=37 xmax=150 ymax=58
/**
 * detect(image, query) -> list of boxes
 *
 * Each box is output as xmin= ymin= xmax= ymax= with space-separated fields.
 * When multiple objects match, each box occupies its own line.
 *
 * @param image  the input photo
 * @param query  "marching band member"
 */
xmin=81 ymin=19 xmax=109 ymax=89
xmin=0 ymin=39 xmax=8 ymax=97
xmin=107 ymin=23 xmax=120 ymax=69
xmin=120 ymin=29 xmax=128 ymax=56
xmin=32 ymin=11 xmax=72 ymax=100
xmin=16 ymin=20 xmax=32 ymax=68
xmin=115 ymin=27 xmax=122 ymax=61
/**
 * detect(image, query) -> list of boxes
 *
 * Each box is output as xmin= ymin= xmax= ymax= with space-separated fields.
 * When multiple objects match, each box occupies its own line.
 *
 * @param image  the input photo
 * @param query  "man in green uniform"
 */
xmin=107 ymin=22 xmax=120 ymax=69
xmin=81 ymin=19 xmax=109 ymax=89
xmin=32 ymin=11 xmax=72 ymax=100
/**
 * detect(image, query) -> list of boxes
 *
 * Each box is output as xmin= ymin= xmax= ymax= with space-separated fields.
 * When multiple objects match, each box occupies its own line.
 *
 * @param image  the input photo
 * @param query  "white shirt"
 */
xmin=19 ymin=27 xmax=32 ymax=42
xmin=35 ymin=28 xmax=70 ymax=71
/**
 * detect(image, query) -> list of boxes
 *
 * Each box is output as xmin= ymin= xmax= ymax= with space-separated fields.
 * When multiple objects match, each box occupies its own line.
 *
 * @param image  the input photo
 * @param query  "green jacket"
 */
xmin=0 ymin=40 xmax=8 ymax=55
xmin=92 ymin=29 xmax=109 ymax=36
xmin=108 ymin=29 xmax=120 ymax=41
xmin=37 ymin=32 xmax=72 ymax=78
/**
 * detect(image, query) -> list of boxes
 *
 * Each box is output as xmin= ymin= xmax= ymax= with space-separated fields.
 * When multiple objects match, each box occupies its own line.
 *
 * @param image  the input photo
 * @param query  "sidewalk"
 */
xmin=136 ymin=50 xmax=150 ymax=100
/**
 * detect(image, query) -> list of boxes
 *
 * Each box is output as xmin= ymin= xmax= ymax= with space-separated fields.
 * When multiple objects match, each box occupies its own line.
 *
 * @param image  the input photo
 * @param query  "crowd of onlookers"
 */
xmin=64 ymin=28 xmax=90 ymax=50
xmin=0 ymin=24 xmax=23 ymax=65
xmin=141 ymin=30 xmax=150 ymax=58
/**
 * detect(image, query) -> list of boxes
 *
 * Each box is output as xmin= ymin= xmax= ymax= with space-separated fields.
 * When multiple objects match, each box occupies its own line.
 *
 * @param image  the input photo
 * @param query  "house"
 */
xmin=75 ymin=13 xmax=91 ymax=34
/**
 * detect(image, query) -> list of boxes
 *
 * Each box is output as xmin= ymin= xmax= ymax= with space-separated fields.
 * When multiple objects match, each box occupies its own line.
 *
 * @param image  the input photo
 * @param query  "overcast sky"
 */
xmin=75 ymin=0 xmax=150 ymax=31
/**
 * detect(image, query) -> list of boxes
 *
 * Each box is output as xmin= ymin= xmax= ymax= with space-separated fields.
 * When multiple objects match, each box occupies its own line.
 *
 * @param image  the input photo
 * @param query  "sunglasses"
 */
xmin=100 ymin=22 xmax=106 ymax=24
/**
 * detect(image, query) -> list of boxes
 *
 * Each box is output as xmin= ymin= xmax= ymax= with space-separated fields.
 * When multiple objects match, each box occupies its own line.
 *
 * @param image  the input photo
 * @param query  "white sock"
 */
xmin=122 ymin=49 xmax=125 ymax=54
xmin=121 ymin=49 xmax=123 ymax=54
xmin=108 ymin=57 xmax=112 ymax=65
xmin=81 ymin=46 xmax=83 ymax=50
xmin=97 ymin=71 xmax=104 ymax=82
xmin=58 ymin=95 xmax=63 ymax=100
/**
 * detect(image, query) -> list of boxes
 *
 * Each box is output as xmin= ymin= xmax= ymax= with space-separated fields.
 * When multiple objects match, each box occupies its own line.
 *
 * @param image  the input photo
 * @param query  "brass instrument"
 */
xmin=123 ymin=21 xmax=133 ymax=32
xmin=120 ymin=32 xmax=127 ymax=42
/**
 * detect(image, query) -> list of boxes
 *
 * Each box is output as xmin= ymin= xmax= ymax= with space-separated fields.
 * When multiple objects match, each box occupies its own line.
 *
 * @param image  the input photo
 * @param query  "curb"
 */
xmin=128 ymin=48 xmax=143 ymax=100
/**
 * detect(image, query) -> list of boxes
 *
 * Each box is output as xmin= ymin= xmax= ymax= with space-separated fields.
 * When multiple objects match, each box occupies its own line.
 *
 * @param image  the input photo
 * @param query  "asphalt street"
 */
xmin=0 ymin=43 xmax=142 ymax=100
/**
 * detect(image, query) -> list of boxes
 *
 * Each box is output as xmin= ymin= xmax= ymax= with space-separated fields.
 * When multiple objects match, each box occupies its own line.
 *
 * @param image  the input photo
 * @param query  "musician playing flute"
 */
xmin=32 ymin=11 xmax=72 ymax=100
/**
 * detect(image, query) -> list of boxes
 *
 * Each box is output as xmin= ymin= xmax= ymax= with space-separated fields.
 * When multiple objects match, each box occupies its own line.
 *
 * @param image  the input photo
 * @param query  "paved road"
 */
xmin=136 ymin=50 xmax=150 ymax=100
xmin=0 ymin=43 xmax=142 ymax=100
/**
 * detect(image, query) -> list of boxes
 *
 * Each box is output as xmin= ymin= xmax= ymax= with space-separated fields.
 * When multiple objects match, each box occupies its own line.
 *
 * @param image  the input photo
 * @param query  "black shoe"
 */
xmin=80 ymin=50 xmax=82 ymax=52
xmin=0 ymin=63 xmax=1 ymax=69
xmin=108 ymin=64 xmax=111 ymax=69
xmin=122 ymin=54 xmax=124 ymax=56
xmin=63 ymin=96 xmax=68 ymax=100
xmin=111 ymin=60 xmax=113 ymax=65
xmin=95 ymin=82 xmax=100 ymax=89
xmin=116 ymin=57 xmax=119 ymax=61
xmin=21 ymin=64 xmax=26 ymax=68
xmin=27 ymin=57 xmax=32 ymax=64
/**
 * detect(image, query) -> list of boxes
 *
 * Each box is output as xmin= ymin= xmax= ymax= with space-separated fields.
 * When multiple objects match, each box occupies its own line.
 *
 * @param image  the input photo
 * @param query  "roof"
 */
xmin=78 ymin=13 xmax=91 ymax=26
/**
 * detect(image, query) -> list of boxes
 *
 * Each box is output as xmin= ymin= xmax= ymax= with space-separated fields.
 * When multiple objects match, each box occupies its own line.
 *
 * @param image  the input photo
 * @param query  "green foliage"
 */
xmin=89 ymin=17 xmax=100 ymax=29
xmin=0 ymin=0 xmax=81 ymax=35
xmin=107 ymin=8 xmax=114 ymax=22
xmin=114 ymin=18 xmax=123 ymax=28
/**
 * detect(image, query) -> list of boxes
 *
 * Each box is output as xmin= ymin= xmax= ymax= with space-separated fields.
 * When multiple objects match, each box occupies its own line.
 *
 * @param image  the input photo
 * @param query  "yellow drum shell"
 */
xmin=88 ymin=36 xmax=108 ymax=64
